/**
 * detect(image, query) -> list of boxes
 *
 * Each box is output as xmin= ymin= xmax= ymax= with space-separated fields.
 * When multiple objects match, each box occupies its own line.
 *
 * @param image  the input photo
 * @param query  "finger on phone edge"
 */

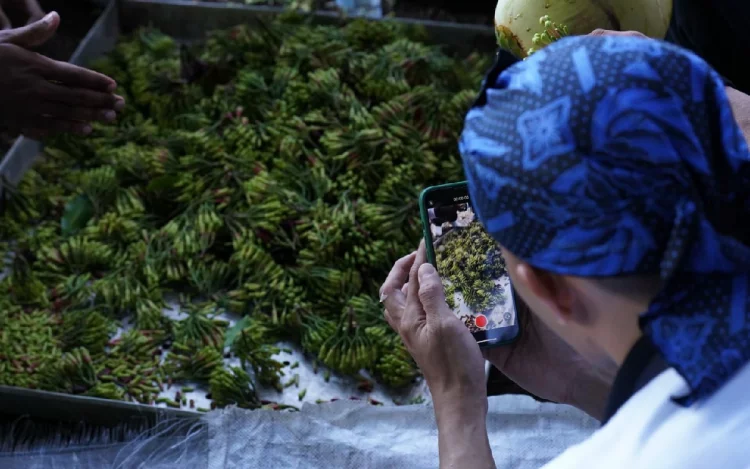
xmin=383 ymin=290 xmax=407 ymax=328
xmin=379 ymin=251 xmax=416 ymax=301
xmin=405 ymin=240 xmax=427 ymax=308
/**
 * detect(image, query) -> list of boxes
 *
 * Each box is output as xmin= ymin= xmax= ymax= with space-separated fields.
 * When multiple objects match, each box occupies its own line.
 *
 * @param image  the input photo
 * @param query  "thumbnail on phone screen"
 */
xmin=427 ymin=200 xmax=516 ymax=332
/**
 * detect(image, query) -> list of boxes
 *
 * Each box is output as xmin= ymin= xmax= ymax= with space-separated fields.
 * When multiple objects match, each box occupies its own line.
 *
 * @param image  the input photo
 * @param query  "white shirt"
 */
xmin=543 ymin=363 xmax=750 ymax=469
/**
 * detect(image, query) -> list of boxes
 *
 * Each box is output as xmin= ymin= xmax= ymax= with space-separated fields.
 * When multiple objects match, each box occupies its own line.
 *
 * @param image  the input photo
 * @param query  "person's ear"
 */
xmin=515 ymin=261 xmax=574 ymax=325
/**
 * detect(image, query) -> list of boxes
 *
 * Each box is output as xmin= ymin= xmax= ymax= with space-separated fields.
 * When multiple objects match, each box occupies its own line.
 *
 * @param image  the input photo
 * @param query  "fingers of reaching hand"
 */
xmin=20 ymin=117 xmax=91 ymax=137
xmin=40 ymin=56 xmax=116 ymax=92
xmin=37 ymin=100 xmax=117 ymax=124
xmin=31 ymin=74 xmax=124 ymax=136
xmin=403 ymin=241 xmax=427 ymax=326
xmin=416 ymin=263 xmax=448 ymax=322
xmin=1 ymin=11 xmax=58 ymax=48
xmin=41 ymin=81 xmax=124 ymax=110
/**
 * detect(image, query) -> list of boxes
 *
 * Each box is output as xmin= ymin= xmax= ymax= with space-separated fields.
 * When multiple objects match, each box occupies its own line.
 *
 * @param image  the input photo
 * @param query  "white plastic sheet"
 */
xmin=207 ymin=395 xmax=598 ymax=469
xmin=1 ymin=395 xmax=597 ymax=468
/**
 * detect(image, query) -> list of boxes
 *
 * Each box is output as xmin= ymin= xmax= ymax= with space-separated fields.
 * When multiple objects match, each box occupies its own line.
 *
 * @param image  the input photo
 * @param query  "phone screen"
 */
xmin=420 ymin=182 xmax=520 ymax=346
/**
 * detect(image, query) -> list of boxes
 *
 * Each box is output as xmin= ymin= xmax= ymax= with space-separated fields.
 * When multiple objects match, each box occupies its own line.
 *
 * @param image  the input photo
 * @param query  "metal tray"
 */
xmin=0 ymin=0 xmax=495 ymax=425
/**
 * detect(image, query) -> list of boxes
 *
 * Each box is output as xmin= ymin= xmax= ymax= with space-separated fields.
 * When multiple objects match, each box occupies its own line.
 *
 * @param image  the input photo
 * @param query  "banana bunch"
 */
xmin=111 ymin=189 xmax=146 ymax=224
xmin=0 ymin=308 xmax=61 ymax=388
xmin=102 ymin=143 xmax=170 ymax=181
xmin=171 ymin=227 xmax=207 ymax=259
xmin=163 ymin=260 xmax=189 ymax=282
xmin=75 ymin=166 xmax=118 ymax=204
xmin=304 ymin=267 xmax=363 ymax=309
xmin=444 ymin=283 xmax=457 ymax=310
xmin=60 ymin=308 xmax=115 ymax=355
xmin=6 ymin=266 xmax=48 ymax=306
xmin=135 ymin=298 xmax=170 ymax=332
xmin=314 ymin=307 xmax=381 ymax=375
xmin=85 ymin=211 xmax=141 ymax=245
xmin=209 ymin=366 xmax=261 ymax=410
xmin=373 ymin=339 xmax=419 ymax=389
xmin=91 ymin=274 xmax=156 ymax=315
xmin=37 ymin=347 xmax=97 ymax=393
xmin=0 ymin=179 xmax=40 ymax=229
xmin=166 ymin=343 xmax=223 ymax=382
xmin=86 ymin=382 xmax=126 ymax=400
xmin=301 ymin=315 xmax=338 ymax=355
xmin=196 ymin=204 xmax=224 ymax=236
xmin=316 ymin=333 xmax=380 ymax=375
xmin=173 ymin=304 xmax=228 ymax=350
xmin=40 ymin=237 xmax=116 ymax=274
xmin=341 ymin=17 xmax=407 ymax=51
xmin=231 ymin=328 xmax=285 ymax=391
xmin=187 ymin=259 xmax=234 ymax=296
xmin=346 ymin=295 xmax=386 ymax=328
xmin=109 ymin=330 xmax=159 ymax=364
xmin=93 ymin=330 xmax=166 ymax=402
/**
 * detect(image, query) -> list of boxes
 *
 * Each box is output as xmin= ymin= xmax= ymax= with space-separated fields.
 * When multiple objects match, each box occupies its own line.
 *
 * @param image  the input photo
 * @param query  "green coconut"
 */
xmin=495 ymin=0 xmax=673 ymax=57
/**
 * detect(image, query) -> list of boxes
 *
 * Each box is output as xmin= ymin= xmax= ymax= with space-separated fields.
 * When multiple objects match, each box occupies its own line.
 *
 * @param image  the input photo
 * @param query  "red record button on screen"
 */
xmin=475 ymin=314 xmax=488 ymax=329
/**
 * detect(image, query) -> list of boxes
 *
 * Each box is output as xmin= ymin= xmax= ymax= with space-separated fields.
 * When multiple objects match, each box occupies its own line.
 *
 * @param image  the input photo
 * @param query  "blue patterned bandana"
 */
xmin=460 ymin=36 xmax=750 ymax=404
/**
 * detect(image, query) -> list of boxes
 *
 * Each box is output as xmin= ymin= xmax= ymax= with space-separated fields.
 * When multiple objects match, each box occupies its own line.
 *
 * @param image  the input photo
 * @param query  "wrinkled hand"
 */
xmin=381 ymin=243 xmax=495 ymax=469
xmin=0 ymin=0 xmax=45 ymax=29
xmin=0 ymin=12 xmax=125 ymax=139
xmin=483 ymin=299 xmax=614 ymax=420
xmin=380 ymin=242 xmax=486 ymax=406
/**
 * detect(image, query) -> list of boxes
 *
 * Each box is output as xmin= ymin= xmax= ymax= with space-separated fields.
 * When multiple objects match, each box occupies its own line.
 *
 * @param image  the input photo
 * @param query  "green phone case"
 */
xmin=418 ymin=181 xmax=469 ymax=268
xmin=418 ymin=181 xmax=521 ymax=348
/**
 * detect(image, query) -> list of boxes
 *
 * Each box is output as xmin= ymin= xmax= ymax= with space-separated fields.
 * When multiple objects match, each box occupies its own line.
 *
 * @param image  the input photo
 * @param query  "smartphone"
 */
xmin=419 ymin=182 xmax=521 ymax=348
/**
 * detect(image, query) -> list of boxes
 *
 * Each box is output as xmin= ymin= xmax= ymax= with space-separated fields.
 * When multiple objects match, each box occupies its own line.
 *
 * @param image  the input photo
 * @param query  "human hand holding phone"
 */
xmin=380 ymin=242 xmax=495 ymax=469
xmin=380 ymin=242 xmax=486 ymax=403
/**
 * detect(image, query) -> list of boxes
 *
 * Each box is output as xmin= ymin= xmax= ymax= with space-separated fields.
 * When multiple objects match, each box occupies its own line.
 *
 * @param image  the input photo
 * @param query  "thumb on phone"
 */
xmin=418 ymin=263 xmax=450 ymax=321
xmin=2 ymin=11 xmax=58 ymax=48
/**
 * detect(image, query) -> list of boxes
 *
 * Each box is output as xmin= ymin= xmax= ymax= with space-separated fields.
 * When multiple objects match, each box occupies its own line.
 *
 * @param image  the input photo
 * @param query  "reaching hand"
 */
xmin=0 ymin=12 xmax=125 ymax=139
xmin=484 ymin=299 xmax=615 ymax=420
xmin=380 ymin=241 xmax=487 ymax=405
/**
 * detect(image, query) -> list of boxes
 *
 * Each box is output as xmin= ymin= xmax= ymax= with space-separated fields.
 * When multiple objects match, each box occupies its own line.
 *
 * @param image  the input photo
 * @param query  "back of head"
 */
xmin=460 ymin=35 xmax=750 ymax=404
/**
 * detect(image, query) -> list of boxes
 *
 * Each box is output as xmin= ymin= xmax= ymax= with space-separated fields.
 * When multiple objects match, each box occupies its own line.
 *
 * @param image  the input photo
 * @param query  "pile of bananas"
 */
xmin=0 ymin=12 xmax=490 ymax=408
